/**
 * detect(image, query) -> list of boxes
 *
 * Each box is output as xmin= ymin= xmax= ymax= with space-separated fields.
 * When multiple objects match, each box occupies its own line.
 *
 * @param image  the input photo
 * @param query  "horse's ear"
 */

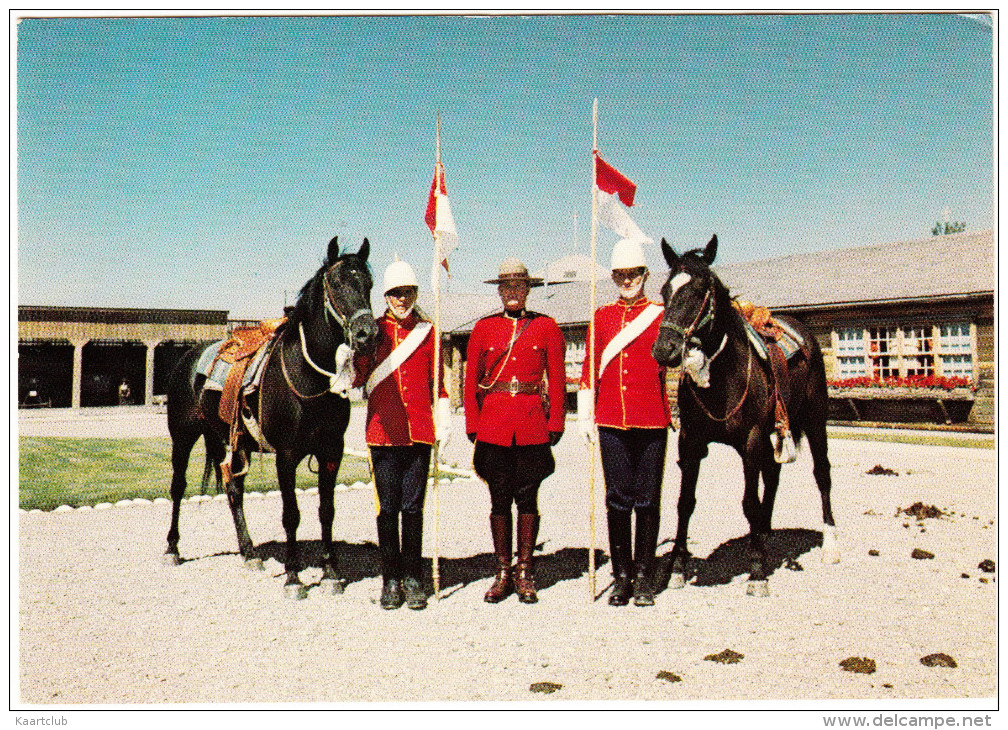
xmin=327 ymin=236 xmax=340 ymax=265
xmin=661 ymin=238 xmax=679 ymax=268
xmin=701 ymin=234 xmax=718 ymax=265
xmin=358 ymin=238 xmax=370 ymax=262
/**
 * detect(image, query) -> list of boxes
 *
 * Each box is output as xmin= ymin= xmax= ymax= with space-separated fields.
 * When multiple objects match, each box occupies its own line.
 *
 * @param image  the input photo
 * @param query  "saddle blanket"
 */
xmin=196 ymin=338 xmax=271 ymax=393
xmin=733 ymin=301 xmax=805 ymax=361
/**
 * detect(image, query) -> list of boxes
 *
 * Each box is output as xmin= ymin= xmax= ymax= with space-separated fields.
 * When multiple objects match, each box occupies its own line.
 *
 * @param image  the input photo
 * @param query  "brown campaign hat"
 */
xmin=484 ymin=257 xmax=544 ymax=287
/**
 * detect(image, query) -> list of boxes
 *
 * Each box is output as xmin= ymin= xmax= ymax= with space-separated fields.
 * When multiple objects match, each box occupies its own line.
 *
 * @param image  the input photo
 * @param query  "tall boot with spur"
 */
xmin=607 ymin=509 xmax=634 ymax=606
xmin=484 ymin=514 xmax=514 ymax=603
xmin=376 ymin=512 xmax=404 ymax=609
xmin=400 ymin=510 xmax=427 ymax=610
xmin=633 ymin=507 xmax=660 ymax=607
xmin=514 ymin=513 xmax=540 ymax=604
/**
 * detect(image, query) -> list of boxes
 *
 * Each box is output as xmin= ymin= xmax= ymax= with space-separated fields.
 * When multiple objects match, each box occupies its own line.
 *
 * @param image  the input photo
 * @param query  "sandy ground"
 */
xmin=16 ymin=406 xmax=998 ymax=706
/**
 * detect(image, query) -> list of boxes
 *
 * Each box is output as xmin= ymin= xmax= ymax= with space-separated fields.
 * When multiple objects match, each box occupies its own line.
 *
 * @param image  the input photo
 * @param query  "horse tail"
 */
xmin=200 ymin=432 xmax=226 ymax=495
xmin=778 ymin=316 xmax=828 ymax=448
xmin=200 ymin=445 xmax=214 ymax=495
xmin=794 ymin=325 xmax=830 ymax=448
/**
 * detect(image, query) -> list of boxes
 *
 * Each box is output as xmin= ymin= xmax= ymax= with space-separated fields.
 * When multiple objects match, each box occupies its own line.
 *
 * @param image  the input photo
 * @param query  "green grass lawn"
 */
xmin=826 ymin=429 xmax=994 ymax=449
xmin=18 ymin=437 xmax=374 ymax=511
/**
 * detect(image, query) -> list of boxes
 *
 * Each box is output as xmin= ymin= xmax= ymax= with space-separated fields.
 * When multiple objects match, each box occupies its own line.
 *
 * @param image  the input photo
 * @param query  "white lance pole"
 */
xmin=588 ymin=98 xmax=599 ymax=601
xmin=432 ymin=112 xmax=443 ymax=600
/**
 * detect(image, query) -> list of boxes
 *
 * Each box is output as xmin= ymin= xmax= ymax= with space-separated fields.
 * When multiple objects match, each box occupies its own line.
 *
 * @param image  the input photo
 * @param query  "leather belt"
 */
xmin=480 ymin=376 xmax=543 ymax=397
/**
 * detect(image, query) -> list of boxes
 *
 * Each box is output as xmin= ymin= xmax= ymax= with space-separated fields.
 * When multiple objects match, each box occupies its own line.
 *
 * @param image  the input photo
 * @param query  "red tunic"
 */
xmin=464 ymin=311 xmax=567 ymax=446
xmin=580 ymin=296 xmax=670 ymax=429
xmin=353 ymin=311 xmax=448 ymax=447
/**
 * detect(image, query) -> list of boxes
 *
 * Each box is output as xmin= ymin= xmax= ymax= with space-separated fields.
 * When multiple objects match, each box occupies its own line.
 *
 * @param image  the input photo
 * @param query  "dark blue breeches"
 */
xmin=598 ymin=426 xmax=668 ymax=513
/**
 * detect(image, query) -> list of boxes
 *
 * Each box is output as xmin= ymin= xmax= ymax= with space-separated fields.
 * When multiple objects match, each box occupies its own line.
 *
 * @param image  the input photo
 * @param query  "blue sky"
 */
xmin=16 ymin=13 xmax=993 ymax=319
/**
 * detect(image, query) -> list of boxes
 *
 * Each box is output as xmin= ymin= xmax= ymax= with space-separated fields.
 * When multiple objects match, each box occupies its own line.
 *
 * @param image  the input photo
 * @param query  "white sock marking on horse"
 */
xmin=821 ymin=524 xmax=840 ymax=564
xmin=669 ymin=272 xmax=692 ymax=298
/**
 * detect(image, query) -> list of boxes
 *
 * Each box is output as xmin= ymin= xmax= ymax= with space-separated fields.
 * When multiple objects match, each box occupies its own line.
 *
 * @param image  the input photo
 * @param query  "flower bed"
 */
xmin=828 ymin=375 xmax=975 ymax=391
xmin=827 ymin=376 xmax=976 ymax=424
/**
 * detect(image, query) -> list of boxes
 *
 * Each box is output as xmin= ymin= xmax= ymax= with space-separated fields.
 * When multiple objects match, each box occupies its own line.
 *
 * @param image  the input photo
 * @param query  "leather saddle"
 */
xmin=211 ymin=318 xmax=285 ymax=426
xmin=732 ymin=300 xmax=808 ymax=463
xmin=195 ymin=318 xmax=285 ymax=479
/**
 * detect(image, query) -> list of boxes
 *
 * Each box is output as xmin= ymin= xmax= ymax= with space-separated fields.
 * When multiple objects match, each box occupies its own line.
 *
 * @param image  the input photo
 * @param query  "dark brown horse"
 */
xmin=164 ymin=236 xmax=378 ymax=598
xmin=651 ymin=235 xmax=838 ymax=596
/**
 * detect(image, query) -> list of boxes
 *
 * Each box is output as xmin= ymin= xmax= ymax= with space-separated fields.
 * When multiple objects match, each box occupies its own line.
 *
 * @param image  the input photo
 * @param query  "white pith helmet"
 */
xmin=383 ymin=260 xmax=418 ymax=295
xmin=610 ymin=238 xmax=647 ymax=271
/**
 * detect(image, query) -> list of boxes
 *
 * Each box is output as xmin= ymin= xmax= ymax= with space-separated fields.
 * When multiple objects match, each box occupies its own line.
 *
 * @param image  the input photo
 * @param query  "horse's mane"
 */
xmin=287 ymin=259 xmax=328 ymax=329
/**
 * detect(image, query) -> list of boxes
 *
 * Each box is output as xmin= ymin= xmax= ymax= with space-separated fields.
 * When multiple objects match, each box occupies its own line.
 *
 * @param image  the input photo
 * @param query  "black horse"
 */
xmin=651 ymin=235 xmax=838 ymax=596
xmin=164 ymin=236 xmax=379 ymax=599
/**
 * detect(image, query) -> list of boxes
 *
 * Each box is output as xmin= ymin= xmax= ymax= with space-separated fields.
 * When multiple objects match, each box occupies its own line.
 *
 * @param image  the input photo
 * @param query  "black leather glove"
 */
xmin=549 ymin=431 xmax=563 ymax=446
xmin=467 ymin=432 xmax=477 ymax=444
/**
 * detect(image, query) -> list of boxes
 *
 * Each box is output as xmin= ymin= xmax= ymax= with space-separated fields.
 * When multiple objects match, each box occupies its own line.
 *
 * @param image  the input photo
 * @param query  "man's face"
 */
xmin=612 ymin=267 xmax=648 ymax=301
xmin=498 ymin=279 xmax=530 ymax=313
xmin=385 ymin=286 xmax=418 ymax=319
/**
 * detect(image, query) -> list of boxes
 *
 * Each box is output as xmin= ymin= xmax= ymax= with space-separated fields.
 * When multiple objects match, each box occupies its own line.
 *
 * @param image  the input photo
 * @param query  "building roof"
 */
xmin=533 ymin=254 xmax=609 ymax=284
xmin=449 ymin=229 xmax=995 ymax=333
xmin=716 ymin=229 xmax=994 ymax=310
xmin=18 ymin=305 xmax=229 ymax=325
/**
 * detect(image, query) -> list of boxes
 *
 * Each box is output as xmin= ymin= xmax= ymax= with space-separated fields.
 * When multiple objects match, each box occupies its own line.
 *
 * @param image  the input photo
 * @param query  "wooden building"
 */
xmin=17 ymin=306 xmax=228 ymax=408
xmin=446 ymin=230 xmax=994 ymax=430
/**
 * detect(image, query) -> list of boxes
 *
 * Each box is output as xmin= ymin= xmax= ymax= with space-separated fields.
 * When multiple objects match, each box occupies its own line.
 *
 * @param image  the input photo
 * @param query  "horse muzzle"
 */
xmin=348 ymin=309 xmax=379 ymax=355
xmin=651 ymin=337 xmax=683 ymax=368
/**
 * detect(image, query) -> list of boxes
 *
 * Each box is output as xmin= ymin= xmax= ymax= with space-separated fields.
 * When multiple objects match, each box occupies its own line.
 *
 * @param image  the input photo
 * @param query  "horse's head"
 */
xmin=319 ymin=235 xmax=379 ymax=355
xmin=652 ymin=234 xmax=720 ymax=368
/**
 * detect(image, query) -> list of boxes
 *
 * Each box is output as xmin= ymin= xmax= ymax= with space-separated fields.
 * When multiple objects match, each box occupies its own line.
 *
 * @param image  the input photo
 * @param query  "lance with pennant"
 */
xmin=588 ymin=98 xmax=599 ymax=600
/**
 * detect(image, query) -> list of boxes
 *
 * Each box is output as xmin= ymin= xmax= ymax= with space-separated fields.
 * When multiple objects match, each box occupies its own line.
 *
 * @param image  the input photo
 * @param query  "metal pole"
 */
xmin=588 ymin=98 xmax=599 ymax=601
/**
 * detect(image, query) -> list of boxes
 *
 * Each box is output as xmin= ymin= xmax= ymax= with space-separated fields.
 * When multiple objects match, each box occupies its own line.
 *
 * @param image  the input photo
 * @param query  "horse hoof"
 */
xmin=162 ymin=553 xmax=183 ymax=567
xmin=668 ymin=572 xmax=686 ymax=589
xmin=319 ymin=577 xmax=345 ymax=595
xmin=821 ymin=527 xmax=841 ymax=564
xmin=284 ymin=582 xmax=308 ymax=600
xmin=244 ymin=558 xmax=264 ymax=571
xmin=746 ymin=579 xmax=769 ymax=597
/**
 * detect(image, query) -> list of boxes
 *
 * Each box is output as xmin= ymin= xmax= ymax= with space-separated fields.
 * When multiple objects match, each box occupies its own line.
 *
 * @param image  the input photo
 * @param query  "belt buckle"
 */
xmin=508 ymin=375 xmax=519 ymax=396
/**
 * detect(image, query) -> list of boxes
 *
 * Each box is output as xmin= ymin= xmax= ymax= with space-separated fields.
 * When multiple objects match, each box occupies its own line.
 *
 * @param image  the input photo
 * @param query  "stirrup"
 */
xmin=221 ymin=446 xmax=249 ymax=481
xmin=772 ymin=428 xmax=797 ymax=464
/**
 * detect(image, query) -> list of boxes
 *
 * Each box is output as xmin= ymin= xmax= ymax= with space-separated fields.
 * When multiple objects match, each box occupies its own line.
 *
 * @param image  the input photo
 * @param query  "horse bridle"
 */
xmin=322 ymin=264 xmax=372 ymax=342
xmin=281 ymin=263 xmax=372 ymax=399
xmin=663 ymin=278 xmax=753 ymax=423
xmin=659 ymin=282 xmax=716 ymax=360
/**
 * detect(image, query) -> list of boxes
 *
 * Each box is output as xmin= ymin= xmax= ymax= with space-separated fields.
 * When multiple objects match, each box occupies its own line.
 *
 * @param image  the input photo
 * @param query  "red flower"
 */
xmin=828 ymin=375 xmax=974 ymax=391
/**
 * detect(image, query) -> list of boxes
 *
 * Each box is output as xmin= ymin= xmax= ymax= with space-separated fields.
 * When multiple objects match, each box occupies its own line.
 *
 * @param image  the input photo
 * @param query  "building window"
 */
xmin=833 ymin=322 xmax=974 ymax=383
xmin=868 ymin=326 xmax=899 ymax=379
xmin=836 ymin=327 xmax=867 ymax=378
xmin=565 ymin=338 xmax=586 ymax=383
xmin=940 ymin=323 xmax=973 ymax=378
xmin=902 ymin=326 xmax=934 ymax=377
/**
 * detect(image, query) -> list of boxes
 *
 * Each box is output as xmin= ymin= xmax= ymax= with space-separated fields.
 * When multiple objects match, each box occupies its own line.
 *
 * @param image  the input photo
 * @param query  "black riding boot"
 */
xmin=607 ymin=509 xmax=634 ymax=606
xmin=633 ymin=508 xmax=660 ymax=607
xmin=376 ymin=512 xmax=404 ymax=610
xmin=400 ymin=511 xmax=427 ymax=610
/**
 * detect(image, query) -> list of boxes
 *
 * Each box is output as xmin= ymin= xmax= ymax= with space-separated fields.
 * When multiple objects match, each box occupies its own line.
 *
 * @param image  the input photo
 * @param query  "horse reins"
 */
xmin=685 ymin=345 xmax=752 ymax=423
xmin=669 ymin=282 xmax=753 ymax=423
xmin=280 ymin=267 xmax=368 ymax=400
